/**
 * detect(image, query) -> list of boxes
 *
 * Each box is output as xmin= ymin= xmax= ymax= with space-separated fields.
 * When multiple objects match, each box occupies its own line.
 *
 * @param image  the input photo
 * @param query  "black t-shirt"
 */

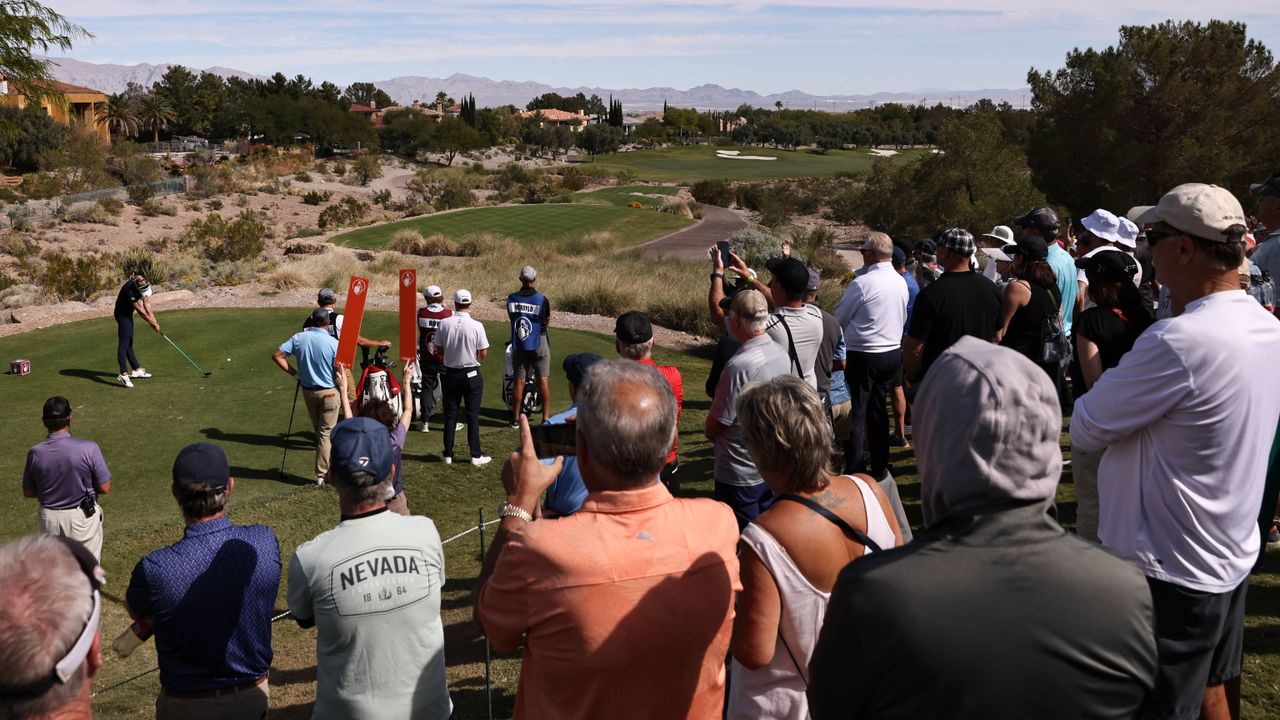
xmin=114 ymin=279 xmax=143 ymax=317
xmin=999 ymin=280 xmax=1061 ymax=364
xmin=1075 ymin=305 xmax=1153 ymax=373
xmin=908 ymin=271 xmax=1003 ymax=378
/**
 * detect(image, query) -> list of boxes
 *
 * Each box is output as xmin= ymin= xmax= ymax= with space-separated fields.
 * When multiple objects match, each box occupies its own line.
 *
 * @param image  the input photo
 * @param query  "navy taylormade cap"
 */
xmin=173 ymin=443 xmax=230 ymax=489
xmin=330 ymin=418 xmax=393 ymax=485
xmin=42 ymin=396 xmax=71 ymax=421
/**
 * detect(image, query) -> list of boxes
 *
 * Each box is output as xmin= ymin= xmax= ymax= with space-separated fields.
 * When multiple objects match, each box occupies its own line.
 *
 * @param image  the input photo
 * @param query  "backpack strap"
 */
xmin=775 ymin=314 xmax=805 ymax=379
xmin=773 ymin=493 xmax=882 ymax=552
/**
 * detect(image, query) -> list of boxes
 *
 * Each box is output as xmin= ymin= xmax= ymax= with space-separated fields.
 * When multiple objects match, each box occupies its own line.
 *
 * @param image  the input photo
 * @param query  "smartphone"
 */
xmin=529 ymin=422 xmax=577 ymax=457
xmin=717 ymin=240 xmax=732 ymax=270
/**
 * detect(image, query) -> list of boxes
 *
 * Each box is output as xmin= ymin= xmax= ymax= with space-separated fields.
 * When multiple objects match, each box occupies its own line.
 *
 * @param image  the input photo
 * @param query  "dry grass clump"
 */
xmin=266 ymin=268 xmax=306 ymax=291
xmin=659 ymin=198 xmax=694 ymax=219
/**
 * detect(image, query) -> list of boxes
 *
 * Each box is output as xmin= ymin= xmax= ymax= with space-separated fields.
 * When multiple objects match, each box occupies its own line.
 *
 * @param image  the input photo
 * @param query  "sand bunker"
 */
xmin=716 ymin=150 xmax=776 ymax=161
xmin=869 ymin=148 xmax=900 ymax=157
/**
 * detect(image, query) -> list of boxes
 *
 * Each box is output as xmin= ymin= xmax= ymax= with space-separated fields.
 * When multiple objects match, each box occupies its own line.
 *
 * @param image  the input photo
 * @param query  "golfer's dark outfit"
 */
xmin=114 ymin=279 xmax=146 ymax=374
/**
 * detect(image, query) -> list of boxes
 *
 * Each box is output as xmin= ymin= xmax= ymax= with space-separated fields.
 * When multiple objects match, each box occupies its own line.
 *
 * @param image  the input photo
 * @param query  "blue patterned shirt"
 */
xmin=125 ymin=516 xmax=281 ymax=692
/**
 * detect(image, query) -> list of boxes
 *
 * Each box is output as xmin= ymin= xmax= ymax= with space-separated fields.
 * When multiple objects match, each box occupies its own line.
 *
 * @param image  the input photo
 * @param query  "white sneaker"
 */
xmin=442 ymin=456 xmax=452 ymax=465
xmin=471 ymin=455 xmax=492 ymax=466
xmin=130 ymin=368 xmax=152 ymax=378
xmin=455 ymin=423 xmax=465 ymax=432
xmin=417 ymin=422 xmax=430 ymax=433
xmin=316 ymin=477 xmax=326 ymax=486
xmin=117 ymin=373 xmax=133 ymax=388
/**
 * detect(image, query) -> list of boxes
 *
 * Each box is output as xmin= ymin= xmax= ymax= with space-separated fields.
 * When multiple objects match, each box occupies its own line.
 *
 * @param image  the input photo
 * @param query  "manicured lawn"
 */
xmin=587 ymin=144 xmax=928 ymax=182
xmin=3 ymin=307 xmax=1277 ymax=718
xmin=332 ymin=203 xmax=692 ymax=250
xmin=573 ymin=184 xmax=680 ymax=208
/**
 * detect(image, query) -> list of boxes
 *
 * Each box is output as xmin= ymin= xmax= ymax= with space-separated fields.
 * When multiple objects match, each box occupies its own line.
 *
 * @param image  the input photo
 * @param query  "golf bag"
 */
xmin=357 ymin=347 xmax=403 ymax=416
xmin=502 ymin=343 xmax=543 ymax=416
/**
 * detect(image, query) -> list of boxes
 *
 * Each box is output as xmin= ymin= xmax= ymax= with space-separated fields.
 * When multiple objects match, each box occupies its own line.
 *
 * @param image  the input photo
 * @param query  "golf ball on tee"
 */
xmin=226 ymin=357 xmax=232 ymax=362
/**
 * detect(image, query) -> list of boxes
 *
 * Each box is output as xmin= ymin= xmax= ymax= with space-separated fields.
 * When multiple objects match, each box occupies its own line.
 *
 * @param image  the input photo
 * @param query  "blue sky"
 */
xmin=51 ymin=1 xmax=1280 ymax=95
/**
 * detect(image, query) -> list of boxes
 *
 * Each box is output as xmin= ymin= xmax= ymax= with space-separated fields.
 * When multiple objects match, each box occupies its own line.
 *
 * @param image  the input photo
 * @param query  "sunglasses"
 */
xmin=1143 ymin=229 xmax=1184 ymax=247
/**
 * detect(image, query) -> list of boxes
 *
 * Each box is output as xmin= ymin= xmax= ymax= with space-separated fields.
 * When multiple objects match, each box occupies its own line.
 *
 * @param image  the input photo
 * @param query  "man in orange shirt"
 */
xmin=474 ymin=360 xmax=739 ymax=720
xmin=614 ymin=311 xmax=684 ymax=493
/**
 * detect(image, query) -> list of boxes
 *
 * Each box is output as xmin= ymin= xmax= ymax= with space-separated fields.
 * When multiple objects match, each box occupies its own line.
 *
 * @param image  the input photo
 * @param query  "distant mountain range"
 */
xmin=43 ymin=57 xmax=1030 ymax=111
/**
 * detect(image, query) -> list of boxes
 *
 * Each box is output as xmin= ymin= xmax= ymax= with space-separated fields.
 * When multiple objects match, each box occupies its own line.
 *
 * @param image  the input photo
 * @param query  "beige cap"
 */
xmin=729 ymin=288 xmax=769 ymax=321
xmin=1135 ymin=184 xmax=1246 ymax=242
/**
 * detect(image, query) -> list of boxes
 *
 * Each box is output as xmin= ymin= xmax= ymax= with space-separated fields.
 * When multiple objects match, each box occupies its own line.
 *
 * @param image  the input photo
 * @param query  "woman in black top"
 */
xmin=1073 ymin=251 xmax=1155 ymax=390
xmin=995 ymin=236 xmax=1061 ymax=378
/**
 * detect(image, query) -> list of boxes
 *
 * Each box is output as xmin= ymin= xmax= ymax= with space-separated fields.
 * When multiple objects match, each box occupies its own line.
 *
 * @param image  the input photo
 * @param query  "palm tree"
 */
xmin=136 ymin=92 xmax=176 ymax=144
xmin=95 ymin=93 xmax=139 ymax=139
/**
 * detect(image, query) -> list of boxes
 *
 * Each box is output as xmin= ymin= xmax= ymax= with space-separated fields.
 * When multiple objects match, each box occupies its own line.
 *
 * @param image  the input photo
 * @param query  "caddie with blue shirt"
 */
xmin=273 ymin=307 xmax=341 ymax=484
xmin=507 ymin=265 xmax=552 ymax=426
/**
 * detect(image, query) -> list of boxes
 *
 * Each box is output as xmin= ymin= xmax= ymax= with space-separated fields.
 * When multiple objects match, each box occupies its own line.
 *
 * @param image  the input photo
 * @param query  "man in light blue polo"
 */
xmin=273 ymin=308 xmax=341 ymax=484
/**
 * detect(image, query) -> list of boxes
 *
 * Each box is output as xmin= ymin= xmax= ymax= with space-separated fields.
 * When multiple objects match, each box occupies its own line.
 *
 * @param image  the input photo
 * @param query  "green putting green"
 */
xmin=586 ymin=145 xmax=929 ymax=182
xmin=332 ymin=203 xmax=692 ymax=250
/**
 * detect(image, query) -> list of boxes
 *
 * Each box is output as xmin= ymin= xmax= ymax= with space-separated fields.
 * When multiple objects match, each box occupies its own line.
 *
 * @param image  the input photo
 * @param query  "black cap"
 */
xmin=173 ymin=443 xmax=230 ymax=488
xmin=614 ymin=311 xmax=653 ymax=344
xmin=765 ymin=257 xmax=810 ymax=295
xmin=562 ymin=353 xmax=603 ymax=387
xmin=42 ymin=396 xmax=71 ymax=421
xmin=1014 ymin=207 xmax=1060 ymax=231
xmin=1251 ymin=174 xmax=1280 ymax=199
xmin=916 ymin=238 xmax=937 ymax=255
xmin=1075 ymin=250 xmax=1138 ymax=281
xmin=309 ymin=308 xmax=331 ymax=326
xmin=1003 ymin=235 xmax=1049 ymax=261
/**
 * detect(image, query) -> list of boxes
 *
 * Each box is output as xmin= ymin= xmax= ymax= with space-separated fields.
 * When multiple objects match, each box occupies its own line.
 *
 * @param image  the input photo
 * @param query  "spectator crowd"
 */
xmin=4 ymin=174 xmax=1280 ymax=720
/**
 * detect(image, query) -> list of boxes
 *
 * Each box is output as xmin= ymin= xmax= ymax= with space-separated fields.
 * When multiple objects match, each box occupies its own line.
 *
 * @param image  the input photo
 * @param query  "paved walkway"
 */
xmin=641 ymin=204 xmax=746 ymax=261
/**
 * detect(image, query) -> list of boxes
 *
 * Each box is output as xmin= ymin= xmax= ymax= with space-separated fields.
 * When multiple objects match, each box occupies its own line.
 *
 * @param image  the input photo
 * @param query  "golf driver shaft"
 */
xmin=161 ymin=333 xmax=211 ymax=376
xmin=279 ymin=381 xmax=301 ymax=479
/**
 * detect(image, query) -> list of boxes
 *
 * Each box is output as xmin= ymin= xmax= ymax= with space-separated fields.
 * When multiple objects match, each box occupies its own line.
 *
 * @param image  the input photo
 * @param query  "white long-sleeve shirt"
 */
xmin=834 ymin=262 xmax=908 ymax=353
xmin=1070 ymin=290 xmax=1280 ymax=592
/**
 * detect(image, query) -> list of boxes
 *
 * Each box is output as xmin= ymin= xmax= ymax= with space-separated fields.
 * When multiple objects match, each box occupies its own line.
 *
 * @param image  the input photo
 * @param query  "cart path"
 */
xmin=640 ymin=204 xmax=746 ymax=261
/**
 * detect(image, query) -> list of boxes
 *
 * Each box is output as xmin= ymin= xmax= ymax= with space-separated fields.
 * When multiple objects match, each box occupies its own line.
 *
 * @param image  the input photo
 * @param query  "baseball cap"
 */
xmin=765 ymin=257 xmax=810 ymax=295
xmin=1126 ymin=206 xmax=1154 ymax=224
xmin=729 ymin=288 xmax=769 ymax=321
xmin=614 ymin=311 xmax=653 ymax=344
xmin=309 ymin=307 xmax=331 ymax=326
xmin=1075 ymin=250 xmax=1138 ymax=281
xmin=1080 ymin=209 xmax=1125 ymax=245
xmin=1014 ymin=207 xmax=1060 ymax=231
xmin=562 ymin=352 xmax=603 ymax=386
xmin=520 ymin=265 xmax=538 ymax=282
xmin=422 ymin=285 xmax=443 ymax=300
xmin=172 ymin=443 xmax=230 ymax=489
xmin=982 ymin=225 xmax=1014 ymax=245
xmin=1135 ymin=183 xmax=1247 ymax=242
xmin=1002 ymin=235 xmax=1048 ymax=261
xmin=1250 ymin=173 xmax=1280 ymax=199
xmin=317 ymin=288 xmax=338 ymax=304
xmin=42 ymin=396 xmax=71 ymax=421
xmin=937 ymin=228 xmax=976 ymax=257
xmin=329 ymin=417 xmax=393 ymax=485
xmin=806 ymin=268 xmax=822 ymax=292
xmin=891 ymin=246 xmax=907 ymax=266
xmin=913 ymin=337 xmax=1062 ymax=525
xmin=453 ymin=289 xmax=472 ymax=306
xmin=916 ymin=238 xmax=937 ymax=255
xmin=980 ymin=246 xmax=1012 ymax=263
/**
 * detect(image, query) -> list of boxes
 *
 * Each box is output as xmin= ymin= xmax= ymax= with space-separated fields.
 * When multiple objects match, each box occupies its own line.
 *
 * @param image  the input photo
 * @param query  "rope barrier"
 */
xmin=92 ymin=513 xmax=498 ymax=701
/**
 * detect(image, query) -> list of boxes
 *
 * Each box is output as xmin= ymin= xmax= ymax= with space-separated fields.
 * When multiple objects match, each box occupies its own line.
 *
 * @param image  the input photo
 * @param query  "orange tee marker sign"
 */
xmin=336 ymin=276 xmax=370 ymax=368
xmin=398 ymin=269 xmax=417 ymax=363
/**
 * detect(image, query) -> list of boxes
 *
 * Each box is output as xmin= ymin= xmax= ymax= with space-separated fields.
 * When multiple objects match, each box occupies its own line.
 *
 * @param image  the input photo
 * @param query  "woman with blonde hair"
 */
xmin=728 ymin=375 xmax=903 ymax=719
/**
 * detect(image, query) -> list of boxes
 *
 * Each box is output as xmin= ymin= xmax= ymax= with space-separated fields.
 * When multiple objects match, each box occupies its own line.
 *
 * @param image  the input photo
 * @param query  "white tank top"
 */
xmin=727 ymin=475 xmax=896 ymax=720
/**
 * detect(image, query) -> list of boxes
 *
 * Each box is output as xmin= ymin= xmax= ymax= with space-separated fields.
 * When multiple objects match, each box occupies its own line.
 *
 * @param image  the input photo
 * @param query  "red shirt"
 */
xmin=639 ymin=357 xmax=683 ymax=462
xmin=416 ymin=305 xmax=452 ymax=363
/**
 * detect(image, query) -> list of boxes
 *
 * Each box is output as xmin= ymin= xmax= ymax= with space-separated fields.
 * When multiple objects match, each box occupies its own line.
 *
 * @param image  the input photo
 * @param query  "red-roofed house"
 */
xmin=520 ymin=108 xmax=588 ymax=132
xmin=0 ymin=76 xmax=110 ymax=141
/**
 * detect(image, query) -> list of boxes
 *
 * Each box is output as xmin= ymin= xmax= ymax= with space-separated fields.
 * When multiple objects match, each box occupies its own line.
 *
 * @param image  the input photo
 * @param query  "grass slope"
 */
xmin=1 ymin=308 xmax=1277 ymax=718
xmin=573 ymin=184 xmax=680 ymax=208
xmin=586 ymin=145 xmax=928 ymax=182
xmin=333 ymin=203 xmax=692 ymax=250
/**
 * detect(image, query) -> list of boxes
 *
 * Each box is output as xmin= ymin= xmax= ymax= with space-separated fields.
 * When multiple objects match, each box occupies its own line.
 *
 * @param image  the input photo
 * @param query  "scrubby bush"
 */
xmin=690 ymin=179 xmax=734 ymax=207
xmin=140 ymin=199 xmax=177 ymax=217
xmin=559 ymin=282 xmax=632 ymax=317
xmin=493 ymin=162 xmax=535 ymax=191
xmin=188 ymin=162 xmax=242 ymax=198
xmin=294 ymin=170 xmax=313 ymax=183
xmin=352 ymin=155 xmax=383 ymax=186
xmin=659 ymin=198 xmax=694 ymax=219
xmin=63 ymin=202 xmax=116 ymax=225
xmin=388 ymin=230 xmax=462 ymax=257
xmin=789 ymin=226 xmax=847 ymax=279
xmin=183 ymin=210 xmax=269 ymax=263
xmin=0 ymin=233 xmax=39 ymax=259
xmin=119 ymin=248 xmax=171 ymax=284
xmin=206 ymin=198 xmax=223 ymax=211
xmin=127 ymin=183 xmax=156 ymax=206
xmin=729 ymin=227 xmax=784 ymax=267
xmin=555 ymin=231 xmax=611 ymax=256
xmin=19 ymin=172 xmax=60 ymax=200
xmin=317 ymin=196 xmax=370 ymax=229
xmin=373 ymin=188 xmax=393 ymax=208
xmin=98 ymin=196 xmax=125 ymax=216
xmin=266 ymin=268 xmax=305 ymax=290
xmin=302 ymin=190 xmax=332 ymax=206
xmin=559 ymin=167 xmax=587 ymax=192
xmin=627 ymin=200 xmax=643 ymax=209
xmin=38 ymin=250 xmax=112 ymax=302
xmin=6 ymin=206 xmax=36 ymax=232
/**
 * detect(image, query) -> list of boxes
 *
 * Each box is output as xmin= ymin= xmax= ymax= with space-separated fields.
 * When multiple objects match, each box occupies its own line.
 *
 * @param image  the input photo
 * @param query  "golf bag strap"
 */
xmin=776 ymin=315 xmax=804 ymax=379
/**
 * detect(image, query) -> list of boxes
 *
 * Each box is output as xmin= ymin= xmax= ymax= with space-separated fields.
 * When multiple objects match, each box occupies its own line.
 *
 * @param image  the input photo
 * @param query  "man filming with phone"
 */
xmin=523 ymin=352 xmax=603 ymax=518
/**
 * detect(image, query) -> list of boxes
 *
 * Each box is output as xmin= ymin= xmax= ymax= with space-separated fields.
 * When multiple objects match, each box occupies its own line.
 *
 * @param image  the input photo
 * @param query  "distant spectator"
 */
xmin=707 ymin=290 xmax=792 ymax=528
xmin=834 ymin=232 xmax=908 ymax=478
xmin=995 ymin=235 xmax=1062 ymax=379
xmin=903 ymin=228 xmax=1003 ymax=382
xmin=889 ymin=247 xmax=918 ymax=446
xmin=615 ymin=311 xmax=684 ymax=491
xmin=979 ymin=246 xmax=1013 ymax=286
xmin=1015 ymin=207 xmax=1078 ymax=336
xmin=476 ymin=361 xmax=739 ymax=720
xmin=23 ymin=396 xmax=111 ymax=561
xmin=415 ymin=284 xmax=452 ymax=431
xmin=1247 ymin=172 xmax=1280 ymax=291
xmin=1071 ymin=183 xmax=1280 ymax=719
xmin=288 ymin=418 xmax=452 ymax=719
xmin=125 ymin=443 xmax=280 ymax=720
xmin=913 ymin=238 xmax=941 ymax=289
xmin=507 ymin=265 xmax=553 ymax=426
xmin=537 ymin=352 xmax=602 ymax=518
xmin=757 ymin=257 xmax=825 ymax=389
xmin=810 ymin=338 xmax=1157 ymax=719
xmin=803 ymin=270 xmax=842 ymax=414
xmin=343 ymin=363 xmax=418 ymax=516
xmin=1075 ymin=209 xmax=1141 ymax=316
xmin=430 ymin=289 xmax=491 ymax=466
xmin=273 ymin=308 xmax=341 ymax=484
xmin=0 ymin=535 xmax=105 ymax=720
xmin=979 ymin=225 xmax=1014 ymax=283
xmin=728 ymin=376 xmax=901 ymax=720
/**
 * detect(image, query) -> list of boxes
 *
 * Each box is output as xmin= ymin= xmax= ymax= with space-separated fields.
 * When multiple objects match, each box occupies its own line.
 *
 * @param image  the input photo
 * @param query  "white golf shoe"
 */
xmin=117 ymin=373 xmax=134 ymax=388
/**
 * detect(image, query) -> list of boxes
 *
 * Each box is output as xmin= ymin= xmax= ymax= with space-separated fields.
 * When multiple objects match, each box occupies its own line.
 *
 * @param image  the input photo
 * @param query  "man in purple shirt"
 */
xmin=22 ymin=396 xmax=111 ymax=561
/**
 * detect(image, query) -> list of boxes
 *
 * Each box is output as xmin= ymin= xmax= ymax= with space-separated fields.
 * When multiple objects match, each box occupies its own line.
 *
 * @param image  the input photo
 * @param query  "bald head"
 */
xmin=575 ymin=360 xmax=677 ymax=488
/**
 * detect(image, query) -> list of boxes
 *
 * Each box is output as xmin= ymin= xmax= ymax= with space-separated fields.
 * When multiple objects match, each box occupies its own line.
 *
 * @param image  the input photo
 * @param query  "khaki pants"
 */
xmin=387 ymin=491 xmax=410 ymax=516
xmin=303 ymin=387 xmax=340 ymax=483
xmin=1073 ymin=446 xmax=1104 ymax=543
xmin=156 ymin=680 xmax=269 ymax=720
xmin=39 ymin=504 xmax=103 ymax=561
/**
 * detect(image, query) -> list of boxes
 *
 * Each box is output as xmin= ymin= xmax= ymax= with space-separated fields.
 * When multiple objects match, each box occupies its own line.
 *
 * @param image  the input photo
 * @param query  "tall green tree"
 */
xmin=0 ymin=102 xmax=62 ymax=169
xmin=344 ymin=82 xmax=393 ymax=109
xmin=1028 ymin=20 xmax=1280 ymax=215
xmin=136 ymin=92 xmax=176 ymax=143
xmin=95 ymin=92 xmax=139 ymax=139
xmin=575 ymin=124 xmax=622 ymax=158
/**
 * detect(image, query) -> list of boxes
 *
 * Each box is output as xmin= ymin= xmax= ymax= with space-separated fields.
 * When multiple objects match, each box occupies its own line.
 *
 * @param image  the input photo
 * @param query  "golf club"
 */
xmin=279 ymin=381 xmax=300 ymax=480
xmin=160 ymin=333 xmax=212 ymax=377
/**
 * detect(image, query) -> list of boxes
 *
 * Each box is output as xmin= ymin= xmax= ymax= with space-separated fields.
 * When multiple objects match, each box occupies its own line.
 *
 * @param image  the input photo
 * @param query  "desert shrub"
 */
xmin=493 ymin=162 xmax=535 ymax=191
xmin=388 ymin=230 xmax=466 ymax=257
xmin=0 ymin=187 xmax=19 ymax=203
xmin=555 ymin=231 xmax=611 ymax=256
xmin=206 ymin=198 xmax=223 ymax=211
xmin=266 ymin=268 xmax=305 ymax=290
xmin=833 ymin=170 xmax=859 ymax=180
xmin=626 ymin=200 xmax=643 ymax=209
xmin=645 ymin=295 xmax=716 ymax=337
xmin=559 ymin=282 xmax=632 ymax=317
xmin=373 ymin=188 xmax=393 ymax=208
xmin=614 ymin=169 xmax=636 ymax=183
xmin=109 ymin=143 xmax=162 ymax=186
xmin=126 ymin=183 xmax=156 ymax=206
xmin=302 ymin=190 xmax=332 ymax=206
xmin=729 ymin=227 xmax=783 ymax=267
xmin=183 ymin=210 xmax=269 ymax=263
xmin=63 ymin=202 xmax=115 ymax=225
xmin=19 ymin=172 xmax=61 ymax=200
xmin=690 ymin=202 xmax=705 ymax=220
xmin=352 ymin=155 xmax=383 ymax=186
xmin=0 ymin=233 xmax=38 ymax=260
xmin=826 ymin=188 xmax=860 ymax=225
xmin=38 ymin=250 xmax=112 ymax=301
xmin=0 ymin=271 xmax=14 ymax=293
xmin=203 ymin=258 xmax=260 ymax=286
xmin=98 ymin=196 xmax=125 ymax=216
xmin=188 ymin=162 xmax=241 ymax=198
xmin=659 ymin=198 xmax=693 ymax=219
xmin=690 ymin=179 xmax=734 ymax=207
xmin=401 ymin=202 xmax=431 ymax=218
xmin=559 ymin=167 xmax=587 ymax=192
xmin=758 ymin=202 xmax=792 ymax=228
xmin=6 ymin=206 xmax=36 ymax=232
xmin=118 ymin=248 xmax=171 ymax=284
xmin=290 ymin=226 xmax=323 ymax=239
xmin=331 ymin=160 xmax=347 ymax=177
xmin=140 ymin=199 xmax=177 ymax=217
xmin=294 ymin=171 xmax=313 ymax=183
xmin=432 ymin=179 xmax=473 ymax=211
xmin=317 ymin=196 xmax=370 ymax=229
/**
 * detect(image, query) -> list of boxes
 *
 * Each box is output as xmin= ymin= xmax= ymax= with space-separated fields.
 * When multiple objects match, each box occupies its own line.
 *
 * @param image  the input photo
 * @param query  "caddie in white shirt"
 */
xmin=1070 ymin=183 xmax=1280 ymax=720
